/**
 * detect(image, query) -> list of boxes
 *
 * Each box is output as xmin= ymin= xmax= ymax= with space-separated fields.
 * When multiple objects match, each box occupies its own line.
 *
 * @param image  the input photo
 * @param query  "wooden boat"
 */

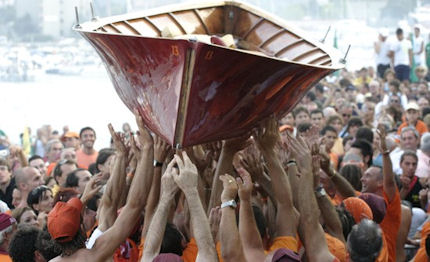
xmin=74 ymin=1 xmax=344 ymax=147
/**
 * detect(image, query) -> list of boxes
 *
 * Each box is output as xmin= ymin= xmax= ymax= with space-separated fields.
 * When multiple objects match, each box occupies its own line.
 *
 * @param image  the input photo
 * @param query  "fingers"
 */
xmin=174 ymin=154 xmax=184 ymax=170
xmin=165 ymin=157 xmax=177 ymax=175
xmin=108 ymin=123 xmax=115 ymax=137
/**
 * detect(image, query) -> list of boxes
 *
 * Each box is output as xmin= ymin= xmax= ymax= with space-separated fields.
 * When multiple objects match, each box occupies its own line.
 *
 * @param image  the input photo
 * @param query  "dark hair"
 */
xmin=292 ymin=106 xmax=310 ymax=119
xmin=79 ymin=127 xmax=96 ymax=138
xmin=53 ymin=160 xmax=78 ymax=185
xmin=426 ymin=233 xmax=430 ymax=257
xmin=53 ymin=188 xmax=79 ymax=206
xmin=56 ymin=227 xmax=86 ymax=257
xmin=310 ymin=109 xmax=324 ymax=117
xmin=355 ymin=127 xmax=374 ymax=144
xmin=336 ymin=205 xmax=356 ymax=241
xmin=0 ymin=158 xmax=10 ymax=171
xmin=297 ymin=123 xmax=312 ymax=133
xmin=389 ymin=79 xmax=401 ymax=91
xmin=27 ymin=185 xmax=52 ymax=213
xmin=65 ymin=168 xmax=86 ymax=188
xmin=35 ymin=228 xmax=61 ymax=261
xmin=422 ymin=107 xmax=430 ymax=118
xmin=342 ymin=136 xmax=354 ymax=147
xmin=347 ymin=117 xmax=363 ymax=129
xmin=339 ymin=78 xmax=352 ymax=89
xmin=315 ymin=84 xmax=324 ymax=93
xmin=340 ymin=164 xmax=362 ymax=191
xmin=347 ymin=219 xmax=383 ymax=262
xmin=28 ymin=155 xmax=43 ymax=164
xmin=396 ymin=28 xmax=403 ymax=35
xmin=161 ymin=223 xmax=185 ymax=256
xmin=86 ymin=194 xmax=101 ymax=212
xmin=351 ymin=139 xmax=373 ymax=167
xmin=12 ymin=207 xmax=34 ymax=223
xmin=320 ymin=125 xmax=337 ymax=136
xmin=95 ymin=148 xmax=115 ymax=172
xmin=306 ymin=91 xmax=316 ymax=101
xmin=88 ymin=163 xmax=98 ymax=175
xmin=400 ymin=150 xmax=418 ymax=164
xmin=9 ymin=225 xmax=40 ymax=262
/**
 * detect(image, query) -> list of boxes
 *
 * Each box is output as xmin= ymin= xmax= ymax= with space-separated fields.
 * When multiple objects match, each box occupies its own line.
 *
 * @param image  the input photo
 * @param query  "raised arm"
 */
xmin=377 ymin=125 xmax=397 ymax=202
xmin=174 ymin=151 xmax=218 ymax=262
xmin=219 ymin=174 xmax=246 ymax=262
xmin=255 ymin=117 xmax=299 ymax=238
xmin=207 ymin=135 xmax=250 ymax=214
xmin=142 ymin=135 xmax=171 ymax=237
xmin=287 ymin=133 xmax=335 ymax=262
xmin=92 ymin=111 xmax=154 ymax=261
xmin=142 ymin=159 xmax=178 ymax=262
xmin=98 ymin=125 xmax=128 ymax=232
xmin=237 ymin=167 xmax=266 ymax=262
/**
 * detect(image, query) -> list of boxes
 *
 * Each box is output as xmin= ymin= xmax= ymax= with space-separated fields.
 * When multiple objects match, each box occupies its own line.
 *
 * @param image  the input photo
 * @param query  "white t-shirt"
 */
xmin=390 ymin=39 xmax=412 ymax=66
xmin=413 ymin=36 xmax=424 ymax=65
xmin=376 ymin=40 xmax=391 ymax=65
xmin=86 ymin=227 xmax=104 ymax=249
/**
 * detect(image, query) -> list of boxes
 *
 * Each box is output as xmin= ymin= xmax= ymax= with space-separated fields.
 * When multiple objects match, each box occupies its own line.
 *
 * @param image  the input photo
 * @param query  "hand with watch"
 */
xmin=153 ymin=135 xmax=171 ymax=168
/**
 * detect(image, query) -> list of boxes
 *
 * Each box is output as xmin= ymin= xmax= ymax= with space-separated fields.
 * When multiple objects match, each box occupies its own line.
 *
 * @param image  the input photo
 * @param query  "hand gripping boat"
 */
xmin=74 ymin=1 xmax=344 ymax=147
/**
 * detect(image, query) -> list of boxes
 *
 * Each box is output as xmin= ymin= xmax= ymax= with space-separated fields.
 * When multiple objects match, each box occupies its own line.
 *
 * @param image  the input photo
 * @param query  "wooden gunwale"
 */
xmin=193 ymin=9 xmax=211 ymax=34
xmin=167 ymin=12 xmax=187 ymax=34
xmin=274 ymin=39 xmax=304 ymax=57
xmin=122 ymin=20 xmax=142 ymax=35
xmin=291 ymin=47 xmax=320 ymax=61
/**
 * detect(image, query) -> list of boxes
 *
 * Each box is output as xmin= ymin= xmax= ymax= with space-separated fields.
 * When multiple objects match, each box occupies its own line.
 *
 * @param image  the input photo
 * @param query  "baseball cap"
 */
xmin=358 ymin=193 xmax=386 ymax=224
xmin=343 ymin=197 xmax=373 ymax=223
xmin=0 ymin=213 xmax=16 ymax=231
xmin=48 ymin=197 xmax=83 ymax=242
xmin=272 ymin=248 xmax=301 ymax=262
xmin=64 ymin=131 xmax=79 ymax=139
xmin=405 ymin=102 xmax=420 ymax=111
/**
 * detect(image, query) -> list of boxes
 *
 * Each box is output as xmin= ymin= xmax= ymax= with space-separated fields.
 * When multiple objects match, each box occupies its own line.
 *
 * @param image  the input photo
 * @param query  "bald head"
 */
xmin=14 ymin=167 xmax=44 ymax=194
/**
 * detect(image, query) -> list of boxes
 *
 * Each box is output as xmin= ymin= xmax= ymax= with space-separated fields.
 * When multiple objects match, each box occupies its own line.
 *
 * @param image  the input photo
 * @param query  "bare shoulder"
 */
xmin=49 ymin=249 xmax=101 ymax=262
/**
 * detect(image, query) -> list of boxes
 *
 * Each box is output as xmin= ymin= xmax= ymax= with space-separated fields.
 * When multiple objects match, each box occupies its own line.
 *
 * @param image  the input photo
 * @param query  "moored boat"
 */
xmin=74 ymin=1 xmax=344 ymax=147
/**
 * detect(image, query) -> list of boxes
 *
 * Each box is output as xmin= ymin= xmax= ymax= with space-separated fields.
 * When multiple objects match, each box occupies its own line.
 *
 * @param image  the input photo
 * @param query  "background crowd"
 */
xmin=0 ymin=24 xmax=430 ymax=262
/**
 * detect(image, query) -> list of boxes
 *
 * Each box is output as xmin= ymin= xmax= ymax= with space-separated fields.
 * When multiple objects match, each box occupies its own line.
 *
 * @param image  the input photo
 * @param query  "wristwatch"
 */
xmin=221 ymin=200 xmax=237 ymax=209
xmin=315 ymin=186 xmax=326 ymax=198
xmin=153 ymin=160 xmax=163 ymax=167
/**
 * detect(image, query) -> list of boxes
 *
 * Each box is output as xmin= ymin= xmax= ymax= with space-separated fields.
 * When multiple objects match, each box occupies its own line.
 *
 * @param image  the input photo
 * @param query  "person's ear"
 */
xmin=34 ymin=250 xmax=45 ymax=262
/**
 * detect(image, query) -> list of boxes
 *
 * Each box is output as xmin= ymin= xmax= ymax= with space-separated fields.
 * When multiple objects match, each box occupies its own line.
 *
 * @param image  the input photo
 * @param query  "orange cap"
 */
xmin=343 ymin=197 xmax=373 ymax=223
xmin=48 ymin=197 xmax=83 ymax=242
xmin=64 ymin=131 xmax=79 ymax=139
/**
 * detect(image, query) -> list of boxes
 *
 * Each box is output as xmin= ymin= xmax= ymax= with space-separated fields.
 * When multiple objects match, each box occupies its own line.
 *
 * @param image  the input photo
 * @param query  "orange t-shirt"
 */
xmin=397 ymin=120 xmax=428 ymax=135
xmin=113 ymin=238 xmax=139 ymax=262
xmin=380 ymin=190 xmax=401 ymax=262
xmin=76 ymin=149 xmax=98 ymax=169
xmin=0 ymin=254 xmax=12 ymax=262
xmin=330 ymin=152 xmax=339 ymax=170
xmin=325 ymin=233 xmax=348 ymax=262
xmin=139 ymin=237 xmax=223 ymax=262
xmin=375 ymin=232 xmax=389 ymax=262
xmin=267 ymin=236 xmax=298 ymax=253
xmin=412 ymin=221 xmax=430 ymax=262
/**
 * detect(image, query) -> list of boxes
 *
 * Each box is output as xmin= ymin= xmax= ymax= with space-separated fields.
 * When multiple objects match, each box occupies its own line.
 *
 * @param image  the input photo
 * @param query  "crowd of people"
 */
xmin=0 ymin=24 xmax=430 ymax=262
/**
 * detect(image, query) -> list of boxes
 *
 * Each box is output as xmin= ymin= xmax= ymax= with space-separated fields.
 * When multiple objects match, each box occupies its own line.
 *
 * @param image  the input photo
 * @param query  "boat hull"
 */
xmin=80 ymin=31 xmax=333 ymax=147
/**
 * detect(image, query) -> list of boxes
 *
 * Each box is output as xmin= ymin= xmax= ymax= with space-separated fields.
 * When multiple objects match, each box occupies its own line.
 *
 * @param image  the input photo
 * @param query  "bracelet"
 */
xmin=286 ymin=160 xmax=297 ymax=167
xmin=382 ymin=150 xmax=390 ymax=155
xmin=153 ymin=160 xmax=163 ymax=167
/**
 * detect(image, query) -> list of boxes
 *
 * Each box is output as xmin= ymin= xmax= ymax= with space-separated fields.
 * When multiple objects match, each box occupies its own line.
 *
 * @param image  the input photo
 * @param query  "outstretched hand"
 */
xmin=108 ymin=124 xmax=128 ymax=154
xmin=376 ymin=124 xmax=388 ymax=153
xmin=161 ymin=158 xmax=179 ymax=197
xmin=236 ymin=167 xmax=253 ymax=202
xmin=81 ymin=174 xmax=103 ymax=204
xmin=219 ymin=174 xmax=238 ymax=203
xmin=254 ymin=116 xmax=280 ymax=152
xmin=134 ymin=109 xmax=154 ymax=148
xmin=285 ymin=132 xmax=312 ymax=174
xmin=173 ymin=151 xmax=198 ymax=193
